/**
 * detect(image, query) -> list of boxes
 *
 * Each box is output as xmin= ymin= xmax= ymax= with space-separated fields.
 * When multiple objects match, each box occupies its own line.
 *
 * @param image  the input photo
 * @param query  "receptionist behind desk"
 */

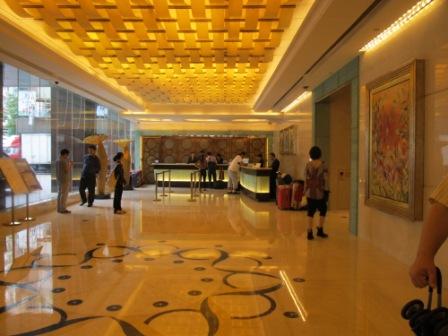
xmin=269 ymin=153 xmax=280 ymax=199
xmin=256 ymin=153 xmax=265 ymax=168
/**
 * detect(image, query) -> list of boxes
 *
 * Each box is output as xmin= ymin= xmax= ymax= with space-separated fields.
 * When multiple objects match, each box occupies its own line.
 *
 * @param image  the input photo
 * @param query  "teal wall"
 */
xmin=312 ymin=57 xmax=360 ymax=235
xmin=133 ymin=130 xmax=274 ymax=170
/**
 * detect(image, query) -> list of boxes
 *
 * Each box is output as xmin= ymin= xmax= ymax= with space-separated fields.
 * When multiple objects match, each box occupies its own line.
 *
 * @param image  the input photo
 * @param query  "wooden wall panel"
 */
xmin=142 ymin=136 xmax=267 ymax=184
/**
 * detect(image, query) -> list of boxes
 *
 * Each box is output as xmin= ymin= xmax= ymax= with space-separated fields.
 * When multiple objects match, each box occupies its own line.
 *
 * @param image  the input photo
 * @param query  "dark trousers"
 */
xmin=114 ymin=184 xmax=123 ymax=211
xmin=208 ymin=169 xmax=217 ymax=186
xmin=269 ymin=173 xmax=277 ymax=199
xmin=200 ymin=169 xmax=207 ymax=189
xmin=79 ymin=175 xmax=96 ymax=205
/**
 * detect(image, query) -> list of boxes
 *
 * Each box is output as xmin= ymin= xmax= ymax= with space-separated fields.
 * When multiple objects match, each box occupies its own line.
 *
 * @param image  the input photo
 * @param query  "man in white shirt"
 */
xmin=227 ymin=152 xmax=245 ymax=194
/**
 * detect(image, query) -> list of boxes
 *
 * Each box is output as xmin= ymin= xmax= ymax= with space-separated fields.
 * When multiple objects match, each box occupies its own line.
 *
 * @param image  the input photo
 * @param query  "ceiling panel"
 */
xmin=5 ymin=0 xmax=305 ymax=106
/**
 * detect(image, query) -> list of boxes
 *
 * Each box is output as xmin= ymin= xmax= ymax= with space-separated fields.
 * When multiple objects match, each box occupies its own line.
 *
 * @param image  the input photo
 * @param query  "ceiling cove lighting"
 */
xmin=123 ymin=111 xmax=147 ymax=115
xmin=282 ymin=91 xmax=312 ymax=113
xmin=232 ymin=119 xmax=269 ymax=122
xmin=137 ymin=118 xmax=172 ymax=122
xmin=360 ymin=0 xmax=434 ymax=52
xmin=185 ymin=119 xmax=221 ymax=122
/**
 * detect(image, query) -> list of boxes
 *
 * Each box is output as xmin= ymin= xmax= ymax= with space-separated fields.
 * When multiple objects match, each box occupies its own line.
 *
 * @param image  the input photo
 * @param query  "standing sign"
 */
xmin=0 ymin=158 xmax=41 ymax=193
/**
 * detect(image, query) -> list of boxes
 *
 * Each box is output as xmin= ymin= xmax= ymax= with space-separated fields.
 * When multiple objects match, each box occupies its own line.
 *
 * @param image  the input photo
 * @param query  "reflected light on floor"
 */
xmin=279 ymin=270 xmax=308 ymax=322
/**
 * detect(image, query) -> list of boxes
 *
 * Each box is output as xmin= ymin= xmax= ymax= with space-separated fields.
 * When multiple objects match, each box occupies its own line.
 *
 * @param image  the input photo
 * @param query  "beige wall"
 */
xmin=328 ymin=86 xmax=351 ymax=210
xmin=358 ymin=0 xmax=448 ymax=266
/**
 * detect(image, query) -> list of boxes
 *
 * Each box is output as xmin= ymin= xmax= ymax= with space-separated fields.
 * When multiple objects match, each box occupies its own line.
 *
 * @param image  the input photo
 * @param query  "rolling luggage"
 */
xmin=277 ymin=185 xmax=292 ymax=210
xmin=291 ymin=180 xmax=304 ymax=209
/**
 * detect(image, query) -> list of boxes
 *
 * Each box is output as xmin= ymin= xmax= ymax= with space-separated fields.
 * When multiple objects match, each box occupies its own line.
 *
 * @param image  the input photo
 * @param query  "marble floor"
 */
xmin=0 ymin=186 xmax=423 ymax=335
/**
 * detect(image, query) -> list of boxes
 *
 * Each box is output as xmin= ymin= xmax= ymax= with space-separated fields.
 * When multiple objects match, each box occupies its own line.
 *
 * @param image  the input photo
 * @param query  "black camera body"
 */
xmin=402 ymin=268 xmax=448 ymax=335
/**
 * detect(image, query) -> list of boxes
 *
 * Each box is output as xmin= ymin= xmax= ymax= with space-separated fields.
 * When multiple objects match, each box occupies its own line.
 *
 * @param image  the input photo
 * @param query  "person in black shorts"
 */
xmin=304 ymin=146 xmax=329 ymax=240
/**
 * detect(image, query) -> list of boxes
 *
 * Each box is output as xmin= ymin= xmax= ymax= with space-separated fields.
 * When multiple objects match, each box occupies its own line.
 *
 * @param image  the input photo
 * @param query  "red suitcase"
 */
xmin=277 ymin=185 xmax=292 ymax=210
xmin=291 ymin=180 xmax=304 ymax=209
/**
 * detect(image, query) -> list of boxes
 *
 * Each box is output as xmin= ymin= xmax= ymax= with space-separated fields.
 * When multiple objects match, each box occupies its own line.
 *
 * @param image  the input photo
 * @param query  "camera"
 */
xmin=401 ymin=268 xmax=448 ymax=335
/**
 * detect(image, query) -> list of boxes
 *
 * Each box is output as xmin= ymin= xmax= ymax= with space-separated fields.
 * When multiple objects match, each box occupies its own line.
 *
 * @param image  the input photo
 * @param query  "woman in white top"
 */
xmin=227 ymin=152 xmax=245 ymax=194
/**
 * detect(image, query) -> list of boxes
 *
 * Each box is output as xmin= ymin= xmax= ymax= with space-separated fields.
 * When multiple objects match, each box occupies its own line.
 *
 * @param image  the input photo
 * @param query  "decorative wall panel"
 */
xmin=142 ymin=136 xmax=266 ymax=183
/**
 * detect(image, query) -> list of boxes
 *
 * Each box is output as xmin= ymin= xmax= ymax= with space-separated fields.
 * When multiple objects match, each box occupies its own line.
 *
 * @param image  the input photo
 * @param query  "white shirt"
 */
xmin=229 ymin=155 xmax=243 ymax=172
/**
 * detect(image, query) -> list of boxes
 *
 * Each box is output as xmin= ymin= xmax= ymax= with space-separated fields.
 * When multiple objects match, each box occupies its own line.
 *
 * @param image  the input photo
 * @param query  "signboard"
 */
xmin=0 ymin=158 xmax=42 ymax=194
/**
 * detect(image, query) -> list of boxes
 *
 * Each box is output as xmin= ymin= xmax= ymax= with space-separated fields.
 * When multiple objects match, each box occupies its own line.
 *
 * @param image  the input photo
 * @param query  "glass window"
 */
xmin=1 ymin=62 xmax=132 ymax=210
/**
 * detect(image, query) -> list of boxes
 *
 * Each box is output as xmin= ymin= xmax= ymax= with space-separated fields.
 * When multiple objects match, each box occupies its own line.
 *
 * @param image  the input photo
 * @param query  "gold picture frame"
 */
xmin=366 ymin=60 xmax=425 ymax=220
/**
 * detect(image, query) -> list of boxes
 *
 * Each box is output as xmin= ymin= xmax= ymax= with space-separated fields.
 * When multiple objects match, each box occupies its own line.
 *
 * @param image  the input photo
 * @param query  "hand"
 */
xmin=409 ymin=256 xmax=437 ymax=288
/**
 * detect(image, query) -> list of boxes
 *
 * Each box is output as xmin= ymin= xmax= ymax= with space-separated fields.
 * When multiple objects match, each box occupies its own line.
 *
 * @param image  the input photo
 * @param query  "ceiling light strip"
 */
xmin=360 ymin=0 xmax=434 ymax=52
xmin=282 ymin=91 xmax=312 ymax=113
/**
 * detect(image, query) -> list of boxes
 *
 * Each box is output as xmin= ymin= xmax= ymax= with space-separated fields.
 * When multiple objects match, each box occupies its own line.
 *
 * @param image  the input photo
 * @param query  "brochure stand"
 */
xmin=8 ymin=193 xmax=21 ymax=226
xmin=0 ymin=158 xmax=42 ymax=226
xmin=23 ymin=194 xmax=34 ymax=222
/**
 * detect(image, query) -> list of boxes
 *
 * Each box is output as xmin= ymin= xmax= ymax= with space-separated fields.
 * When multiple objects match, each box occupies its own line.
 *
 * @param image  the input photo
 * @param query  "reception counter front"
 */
xmin=153 ymin=163 xmax=228 ymax=187
xmin=240 ymin=166 xmax=271 ymax=201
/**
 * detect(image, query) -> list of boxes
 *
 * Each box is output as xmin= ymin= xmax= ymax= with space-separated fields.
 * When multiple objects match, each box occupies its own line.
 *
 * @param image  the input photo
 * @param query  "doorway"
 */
xmin=315 ymin=85 xmax=352 ymax=212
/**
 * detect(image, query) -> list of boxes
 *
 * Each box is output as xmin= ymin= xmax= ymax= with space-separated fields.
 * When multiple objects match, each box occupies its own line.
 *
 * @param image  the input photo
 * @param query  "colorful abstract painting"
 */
xmin=370 ymin=80 xmax=410 ymax=203
xmin=366 ymin=60 xmax=424 ymax=220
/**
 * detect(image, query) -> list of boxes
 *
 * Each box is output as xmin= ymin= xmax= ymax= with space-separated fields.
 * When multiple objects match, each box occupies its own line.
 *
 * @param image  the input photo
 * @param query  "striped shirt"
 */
xmin=430 ymin=175 xmax=448 ymax=207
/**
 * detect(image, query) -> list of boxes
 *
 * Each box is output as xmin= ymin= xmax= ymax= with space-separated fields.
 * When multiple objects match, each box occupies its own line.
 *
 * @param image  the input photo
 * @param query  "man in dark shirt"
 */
xmin=198 ymin=150 xmax=207 ymax=191
xmin=269 ymin=152 xmax=280 ymax=199
xmin=79 ymin=145 xmax=101 ymax=207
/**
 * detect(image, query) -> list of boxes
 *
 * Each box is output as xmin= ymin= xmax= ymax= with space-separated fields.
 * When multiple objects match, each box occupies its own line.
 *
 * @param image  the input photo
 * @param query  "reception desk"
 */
xmin=152 ymin=163 xmax=228 ymax=187
xmin=240 ymin=166 xmax=271 ymax=201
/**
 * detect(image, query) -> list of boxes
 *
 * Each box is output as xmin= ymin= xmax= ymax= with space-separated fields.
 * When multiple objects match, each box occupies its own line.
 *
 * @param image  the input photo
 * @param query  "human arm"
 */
xmin=410 ymin=202 xmax=448 ymax=288
xmin=272 ymin=159 xmax=280 ymax=172
xmin=95 ymin=156 xmax=101 ymax=174
xmin=56 ymin=160 xmax=62 ymax=181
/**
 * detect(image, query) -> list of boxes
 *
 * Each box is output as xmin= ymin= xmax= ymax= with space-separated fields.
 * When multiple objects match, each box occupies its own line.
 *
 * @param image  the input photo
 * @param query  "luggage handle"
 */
xmin=427 ymin=267 xmax=443 ymax=310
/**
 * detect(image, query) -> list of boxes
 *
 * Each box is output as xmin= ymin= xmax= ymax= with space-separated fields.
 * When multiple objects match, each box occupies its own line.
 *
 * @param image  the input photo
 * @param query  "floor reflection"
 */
xmin=0 ymin=187 xmax=420 ymax=335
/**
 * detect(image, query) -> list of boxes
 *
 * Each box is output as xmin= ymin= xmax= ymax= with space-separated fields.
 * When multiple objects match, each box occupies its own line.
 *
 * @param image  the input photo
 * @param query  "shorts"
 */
xmin=307 ymin=198 xmax=327 ymax=217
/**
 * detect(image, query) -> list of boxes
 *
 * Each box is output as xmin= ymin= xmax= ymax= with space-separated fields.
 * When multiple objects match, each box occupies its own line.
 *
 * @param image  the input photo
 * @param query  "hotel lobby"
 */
xmin=0 ymin=0 xmax=448 ymax=335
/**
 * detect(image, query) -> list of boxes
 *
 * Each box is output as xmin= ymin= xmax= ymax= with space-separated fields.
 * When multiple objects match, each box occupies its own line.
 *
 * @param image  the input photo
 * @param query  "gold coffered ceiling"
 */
xmin=6 ymin=0 xmax=301 ymax=105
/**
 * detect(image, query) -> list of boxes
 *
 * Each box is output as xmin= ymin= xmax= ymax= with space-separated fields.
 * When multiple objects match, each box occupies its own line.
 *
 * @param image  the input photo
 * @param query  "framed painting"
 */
xmin=366 ymin=60 xmax=425 ymax=220
xmin=279 ymin=126 xmax=296 ymax=155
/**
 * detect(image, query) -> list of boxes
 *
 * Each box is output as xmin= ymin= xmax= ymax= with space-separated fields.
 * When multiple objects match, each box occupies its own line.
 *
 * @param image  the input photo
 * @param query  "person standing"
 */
xmin=197 ymin=150 xmax=208 ymax=191
xmin=256 ymin=153 xmax=265 ymax=167
xmin=269 ymin=153 xmax=280 ymax=199
xmin=206 ymin=152 xmax=218 ymax=188
xmin=228 ymin=152 xmax=245 ymax=194
xmin=304 ymin=146 xmax=329 ymax=240
xmin=56 ymin=148 xmax=72 ymax=214
xmin=409 ymin=175 xmax=448 ymax=288
xmin=187 ymin=152 xmax=196 ymax=164
xmin=216 ymin=153 xmax=224 ymax=164
xmin=79 ymin=144 xmax=101 ymax=207
xmin=112 ymin=152 xmax=126 ymax=215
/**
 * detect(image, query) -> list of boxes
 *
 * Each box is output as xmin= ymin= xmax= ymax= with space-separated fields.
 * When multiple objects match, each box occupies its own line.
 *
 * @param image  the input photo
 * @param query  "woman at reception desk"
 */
xmin=152 ymin=163 xmax=228 ymax=187
xmin=239 ymin=165 xmax=271 ymax=201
